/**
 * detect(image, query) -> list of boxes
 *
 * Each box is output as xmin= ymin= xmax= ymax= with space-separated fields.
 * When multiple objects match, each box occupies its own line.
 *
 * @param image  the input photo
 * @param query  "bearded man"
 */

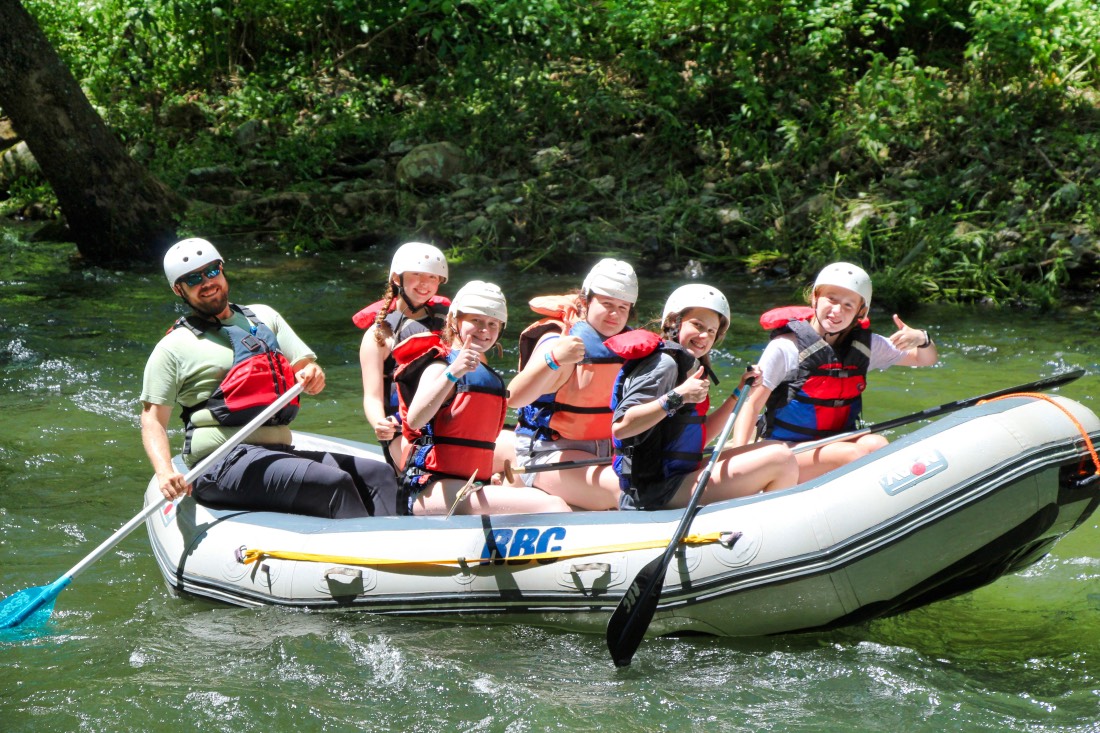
xmin=139 ymin=238 xmax=398 ymax=518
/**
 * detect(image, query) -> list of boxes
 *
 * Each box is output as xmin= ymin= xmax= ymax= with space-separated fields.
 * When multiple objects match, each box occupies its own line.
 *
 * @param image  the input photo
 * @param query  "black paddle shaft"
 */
xmin=513 ymin=456 xmax=612 ymax=475
xmin=795 ymin=368 xmax=1085 ymax=454
xmin=606 ymin=381 xmax=754 ymax=667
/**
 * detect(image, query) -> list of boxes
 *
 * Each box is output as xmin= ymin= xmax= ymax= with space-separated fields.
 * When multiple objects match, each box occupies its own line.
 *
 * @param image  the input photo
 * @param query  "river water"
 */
xmin=1 ymin=232 xmax=1097 ymax=732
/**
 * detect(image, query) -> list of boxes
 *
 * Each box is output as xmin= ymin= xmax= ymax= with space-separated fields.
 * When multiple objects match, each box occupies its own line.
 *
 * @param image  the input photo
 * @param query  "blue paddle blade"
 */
xmin=0 ymin=577 xmax=71 ymax=630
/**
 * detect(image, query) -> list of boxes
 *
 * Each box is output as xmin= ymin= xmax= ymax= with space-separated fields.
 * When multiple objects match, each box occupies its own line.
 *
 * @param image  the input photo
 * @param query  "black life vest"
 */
xmin=759 ymin=308 xmax=871 ymax=441
xmin=606 ymin=330 xmax=709 ymax=509
xmin=171 ymin=304 xmax=299 ymax=452
xmin=352 ymin=296 xmax=450 ymax=418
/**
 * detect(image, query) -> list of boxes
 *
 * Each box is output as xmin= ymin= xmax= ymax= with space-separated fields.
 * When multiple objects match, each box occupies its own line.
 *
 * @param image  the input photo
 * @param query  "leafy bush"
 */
xmin=13 ymin=0 xmax=1100 ymax=306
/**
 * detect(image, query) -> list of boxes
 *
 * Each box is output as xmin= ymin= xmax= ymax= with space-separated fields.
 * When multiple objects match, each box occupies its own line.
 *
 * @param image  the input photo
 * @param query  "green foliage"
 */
xmin=12 ymin=0 xmax=1100 ymax=307
xmin=0 ymin=179 xmax=56 ymax=219
xmin=967 ymin=0 xmax=1100 ymax=85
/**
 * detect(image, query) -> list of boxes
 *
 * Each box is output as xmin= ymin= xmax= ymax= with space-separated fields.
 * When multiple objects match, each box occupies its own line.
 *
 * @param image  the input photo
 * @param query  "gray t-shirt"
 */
xmin=612 ymin=351 xmax=686 ymax=419
xmin=140 ymin=303 xmax=316 ymax=464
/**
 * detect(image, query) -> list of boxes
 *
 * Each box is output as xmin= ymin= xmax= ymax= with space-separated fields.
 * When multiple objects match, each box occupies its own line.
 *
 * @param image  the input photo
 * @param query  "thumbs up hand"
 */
xmin=679 ymin=365 xmax=711 ymax=404
xmin=450 ymin=335 xmax=481 ymax=378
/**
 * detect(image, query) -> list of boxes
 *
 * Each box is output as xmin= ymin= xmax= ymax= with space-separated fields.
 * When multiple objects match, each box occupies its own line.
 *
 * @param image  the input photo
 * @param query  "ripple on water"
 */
xmin=1 ymin=338 xmax=37 ymax=365
xmin=55 ymin=523 xmax=87 ymax=543
xmin=70 ymin=386 xmax=139 ymax=422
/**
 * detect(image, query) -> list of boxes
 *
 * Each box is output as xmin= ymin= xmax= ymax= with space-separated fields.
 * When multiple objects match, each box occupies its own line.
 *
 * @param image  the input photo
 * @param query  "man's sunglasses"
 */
xmin=177 ymin=263 xmax=223 ymax=287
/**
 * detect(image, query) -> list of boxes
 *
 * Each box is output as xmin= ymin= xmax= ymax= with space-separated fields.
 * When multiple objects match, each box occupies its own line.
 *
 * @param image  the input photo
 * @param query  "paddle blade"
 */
xmin=606 ymin=554 xmax=668 ymax=667
xmin=0 ymin=576 xmax=70 ymax=630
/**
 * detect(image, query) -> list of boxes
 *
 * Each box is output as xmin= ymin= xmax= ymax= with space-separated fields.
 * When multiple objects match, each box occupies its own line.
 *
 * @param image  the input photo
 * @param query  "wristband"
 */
xmin=544 ymin=350 xmax=561 ymax=371
xmin=444 ymin=370 xmax=459 ymax=383
xmin=918 ymin=329 xmax=933 ymax=349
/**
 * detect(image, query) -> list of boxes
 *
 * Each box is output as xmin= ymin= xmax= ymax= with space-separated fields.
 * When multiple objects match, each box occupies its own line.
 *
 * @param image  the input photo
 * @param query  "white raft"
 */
xmin=145 ymin=395 xmax=1100 ymax=638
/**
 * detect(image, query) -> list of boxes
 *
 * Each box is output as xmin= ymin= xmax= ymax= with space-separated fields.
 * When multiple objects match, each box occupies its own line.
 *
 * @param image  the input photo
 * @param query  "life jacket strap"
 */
xmin=578 ymin=356 xmax=624 ymax=365
xmin=796 ymin=394 xmax=861 ymax=408
xmin=548 ymin=402 xmax=612 ymax=415
xmin=456 ymin=383 xmax=510 ymax=399
xmin=429 ymin=435 xmax=498 ymax=451
xmin=665 ymin=450 xmax=706 ymax=463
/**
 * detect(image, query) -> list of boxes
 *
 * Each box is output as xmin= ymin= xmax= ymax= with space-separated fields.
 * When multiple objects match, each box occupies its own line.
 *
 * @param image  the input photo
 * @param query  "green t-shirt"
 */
xmin=140 ymin=303 xmax=317 ymax=465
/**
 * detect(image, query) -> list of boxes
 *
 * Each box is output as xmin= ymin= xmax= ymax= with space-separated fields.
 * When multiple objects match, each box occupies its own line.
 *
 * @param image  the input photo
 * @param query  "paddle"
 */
xmin=501 ymin=442 xmax=756 ymax=483
xmin=606 ymin=379 xmax=755 ymax=667
xmin=0 ymin=381 xmax=306 ymax=631
xmin=501 ymin=456 xmax=612 ymax=483
xmin=445 ymin=470 xmax=481 ymax=518
xmin=792 ymin=368 xmax=1085 ymax=455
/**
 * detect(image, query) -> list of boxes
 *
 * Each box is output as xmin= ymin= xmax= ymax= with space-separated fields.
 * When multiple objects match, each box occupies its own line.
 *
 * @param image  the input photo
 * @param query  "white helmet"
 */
xmin=390 ymin=241 xmax=449 ymax=283
xmin=814 ymin=262 xmax=872 ymax=311
xmin=164 ymin=238 xmax=223 ymax=286
xmin=662 ymin=283 xmax=731 ymax=341
xmin=449 ymin=280 xmax=508 ymax=328
xmin=582 ymin=258 xmax=638 ymax=304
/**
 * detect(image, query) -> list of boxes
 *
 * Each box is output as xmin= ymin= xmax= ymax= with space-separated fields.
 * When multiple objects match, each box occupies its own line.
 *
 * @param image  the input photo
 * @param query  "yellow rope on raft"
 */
xmin=239 ymin=531 xmax=729 ymax=569
xmin=980 ymin=392 xmax=1100 ymax=474
xmin=240 ymin=395 xmax=1098 ymax=570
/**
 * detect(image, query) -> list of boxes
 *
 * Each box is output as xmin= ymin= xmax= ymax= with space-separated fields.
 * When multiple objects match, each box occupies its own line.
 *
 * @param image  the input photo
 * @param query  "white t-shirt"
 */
xmin=758 ymin=331 xmax=906 ymax=391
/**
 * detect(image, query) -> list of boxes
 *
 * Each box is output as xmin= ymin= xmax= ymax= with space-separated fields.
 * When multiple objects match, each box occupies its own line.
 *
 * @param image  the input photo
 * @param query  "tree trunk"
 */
xmin=0 ymin=0 xmax=186 ymax=264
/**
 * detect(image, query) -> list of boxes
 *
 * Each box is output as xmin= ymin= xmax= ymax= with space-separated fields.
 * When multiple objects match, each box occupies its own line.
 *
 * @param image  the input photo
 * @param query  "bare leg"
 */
xmin=795 ymin=433 xmax=888 ymax=482
xmin=666 ymin=442 xmax=799 ymax=508
xmin=493 ymin=429 xmax=518 ymax=475
xmin=528 ymin=449 xmax=620 ymax=510
xmin=412 ymin=478 xmax=572 ymax=516
xmin=385 ymin=436 xmax=405 ymax=469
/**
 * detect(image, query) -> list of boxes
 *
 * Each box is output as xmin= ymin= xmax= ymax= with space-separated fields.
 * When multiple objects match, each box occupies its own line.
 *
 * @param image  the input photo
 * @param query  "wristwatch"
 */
xmin=662 ymin=390 xmax=684 ymax=415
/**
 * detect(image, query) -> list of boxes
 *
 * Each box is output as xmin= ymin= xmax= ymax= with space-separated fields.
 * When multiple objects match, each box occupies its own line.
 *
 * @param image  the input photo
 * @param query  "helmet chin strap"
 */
xmin=393 ymin=276 xmax=431 ymax=317
xmin=393 ymin=277 xmax=413 ymax=311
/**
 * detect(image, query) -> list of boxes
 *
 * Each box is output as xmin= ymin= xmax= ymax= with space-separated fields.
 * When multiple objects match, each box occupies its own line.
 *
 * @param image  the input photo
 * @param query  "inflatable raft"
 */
xmin=145 ymin=394 xmax=1100 ymax=638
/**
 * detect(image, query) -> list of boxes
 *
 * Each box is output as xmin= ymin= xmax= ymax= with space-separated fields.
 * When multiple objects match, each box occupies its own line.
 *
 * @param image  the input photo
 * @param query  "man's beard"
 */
xmin=187 ymin=291 xmax=229 ymax=319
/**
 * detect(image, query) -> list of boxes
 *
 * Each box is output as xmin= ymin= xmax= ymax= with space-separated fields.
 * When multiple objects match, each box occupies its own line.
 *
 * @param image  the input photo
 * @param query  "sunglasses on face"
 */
xmin=178 ymin=263 xmax=222 ymax=287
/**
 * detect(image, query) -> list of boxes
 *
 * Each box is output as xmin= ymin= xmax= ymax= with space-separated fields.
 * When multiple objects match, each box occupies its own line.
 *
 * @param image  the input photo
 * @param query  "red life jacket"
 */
xmin=351 ymin=295 xmax=451 ymax=330
xmin=392 ymin=333 xmax=508 ymax=481
xmin=759 ymin=305 xmax=870 ymax=331
xmin=758 ymin=306 xmax=871 ymax=441
xmin=171 ymin=304 xmax=299 ymax=453
xmin=354 ymin=295 xmax=450 ymax=418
